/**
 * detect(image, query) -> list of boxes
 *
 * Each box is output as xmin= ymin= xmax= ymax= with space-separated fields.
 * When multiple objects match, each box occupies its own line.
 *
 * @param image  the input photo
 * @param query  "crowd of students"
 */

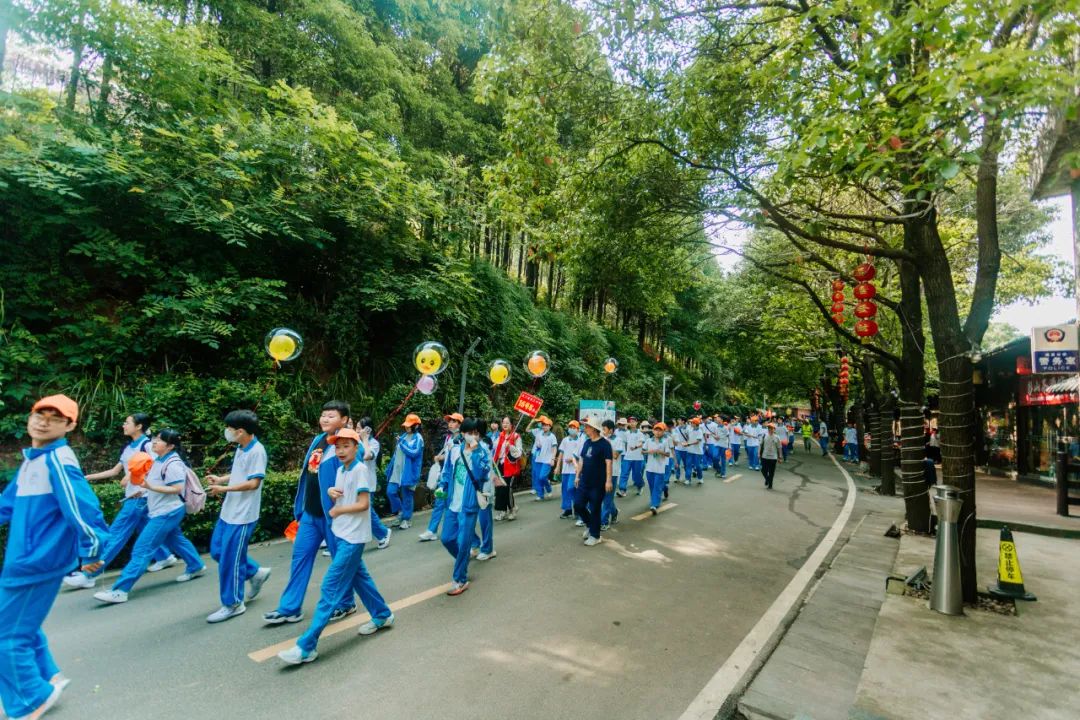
xmin=0 ymin=393 xmax=842 ymax=717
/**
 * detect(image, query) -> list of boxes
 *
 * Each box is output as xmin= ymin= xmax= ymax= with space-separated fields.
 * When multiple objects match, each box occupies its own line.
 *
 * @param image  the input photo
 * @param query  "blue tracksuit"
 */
xmin=440 ymin=443 xmax=491 ymax=584
xmin=298 ymin=540 xmax=391 ymax=654
xmin=274 ymin=434 xmax=354 ymax=617
xmin=385 ymin=431 xmax=424 ymax=521
xmin=429 ymin=434 xmax=462 ymax=534
xmin=0 ymin=439 xmax=109 ymax=719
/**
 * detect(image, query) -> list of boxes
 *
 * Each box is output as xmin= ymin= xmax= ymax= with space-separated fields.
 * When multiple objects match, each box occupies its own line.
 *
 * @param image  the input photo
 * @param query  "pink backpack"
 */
xmin=165 ymin=457 xmax=207 ymax=514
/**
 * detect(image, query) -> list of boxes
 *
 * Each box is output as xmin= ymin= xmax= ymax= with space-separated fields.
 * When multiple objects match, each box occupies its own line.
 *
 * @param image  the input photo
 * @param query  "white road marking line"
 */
xmin=631 ymin=503 xmax=678 ymax=521
xmin=723 ymin=474 xmax=743 ymax=484
xmin=677 ymin=454 xmax=857 ymax=720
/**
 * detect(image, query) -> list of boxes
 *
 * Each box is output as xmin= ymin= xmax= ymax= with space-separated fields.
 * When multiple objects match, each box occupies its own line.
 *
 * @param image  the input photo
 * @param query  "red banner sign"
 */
xmin=513 ymin=392 xmax=544 ymax=418
xmin=1019 ymin=376 xmax=1078 ymax=407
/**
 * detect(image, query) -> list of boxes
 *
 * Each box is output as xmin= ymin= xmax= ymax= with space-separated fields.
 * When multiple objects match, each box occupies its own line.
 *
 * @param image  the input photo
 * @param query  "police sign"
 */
xmin=1031 ymin=324 xmax=1078 ymax=374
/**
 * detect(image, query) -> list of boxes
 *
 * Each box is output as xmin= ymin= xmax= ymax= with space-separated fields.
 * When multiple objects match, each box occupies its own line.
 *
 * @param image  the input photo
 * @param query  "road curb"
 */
xmin=976 ymin=517 xmax=1080 ymax=540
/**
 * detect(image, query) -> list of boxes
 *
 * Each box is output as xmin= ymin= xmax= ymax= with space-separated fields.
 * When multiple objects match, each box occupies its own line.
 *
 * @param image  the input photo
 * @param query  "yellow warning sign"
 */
xmin=998 ymin=540 xmax=1023 ymax=584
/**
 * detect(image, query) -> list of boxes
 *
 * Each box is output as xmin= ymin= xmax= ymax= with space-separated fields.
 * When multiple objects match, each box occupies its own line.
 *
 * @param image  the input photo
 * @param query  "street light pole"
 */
xmin=661 ymin=375 xmax=672 ymax=423
xmin=457 ymin=337 xmax=481 ymax=415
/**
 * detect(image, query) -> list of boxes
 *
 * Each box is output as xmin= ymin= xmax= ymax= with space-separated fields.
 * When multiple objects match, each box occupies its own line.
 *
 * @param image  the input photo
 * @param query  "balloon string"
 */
xmin=375 ymin=383 xmax=419 ymax=439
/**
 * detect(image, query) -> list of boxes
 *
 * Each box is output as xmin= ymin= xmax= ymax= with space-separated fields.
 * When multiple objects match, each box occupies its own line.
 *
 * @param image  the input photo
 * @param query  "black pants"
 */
xmin=495 ymin=474 xmax=516 ymax=512
xmin=761 ymin=458 xmax=777 ymax=488
xmin=574 ymin=483 xmax=605 ymax=540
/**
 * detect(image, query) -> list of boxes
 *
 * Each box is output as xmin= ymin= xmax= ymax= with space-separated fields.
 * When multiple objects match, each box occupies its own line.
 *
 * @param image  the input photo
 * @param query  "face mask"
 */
xmin=224 ymin=428 xmax=237 ymax=443
xmin=569 ymin=429 xmax=578 ymax=438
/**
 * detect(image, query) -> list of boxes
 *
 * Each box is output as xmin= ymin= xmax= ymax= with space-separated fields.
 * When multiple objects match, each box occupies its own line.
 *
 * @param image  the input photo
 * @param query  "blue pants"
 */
xmin=716 ymin=449 xmax=728 ymax=478
xmin=746 ymin=445 xmax=760 ymax=470
xmin=532 ymin=463 xmax=552 ymax=498
xmin=674 ymin=450 xmax=688 ymax=479
xmin=844 ymin=442 xmax=859 ymax=462
xmin=560 ymin=473 xmax=576 ymax=513
xmin=646 ymin=471 xmax=665 ymax=509
xmin=274 ymin=512 xmax=351 ymax=617
xmin=371 ymin=507 xmax=389 ymax=542
xmin=478 ymin=505 xmax=493 ymax=554
xmin=297 ymin=540 xmax=390 ymax=653
xmin=731 ymin=444 xmax=741 ymax=463
xmin=688 ymin=453 xmax=704 ymax=480
xmin=441 ymin=509 xmax=479 ymax=584
xmin=112 ymin=506 xmax=202 ymax=593
xmin=820 ymin=437 xmax=830 ymax=455
xmin=88 ymin=497 xmax=170 ymax=576
xmin=782 ymin=442 xmax=792 ymax=461
xmin=574 ymin=483 xmax=605 ymax=539
xmin=705 ymin=446 xmax=717 ymax=470
xmin=664 ymin=459 xmax=674 ymax=489
xmin=427 ymin=495 xmax=447 ymax=533
xmin=0 ymin=578 xmax=62 ymax=719
xmin=387 ymin=483 xmax=415 ymax=520
xmin=618 ymin=459 xmax=644 ymax=491
xmin=210 ymin=518 xmax=260 ymax=607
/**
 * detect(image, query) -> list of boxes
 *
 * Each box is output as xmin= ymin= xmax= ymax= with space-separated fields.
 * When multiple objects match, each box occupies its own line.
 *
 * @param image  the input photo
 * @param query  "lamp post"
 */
xmin=661 ymin=375 xmax=672 ymax=423
xmin=457 ymin=337 xmax=481 ymax=415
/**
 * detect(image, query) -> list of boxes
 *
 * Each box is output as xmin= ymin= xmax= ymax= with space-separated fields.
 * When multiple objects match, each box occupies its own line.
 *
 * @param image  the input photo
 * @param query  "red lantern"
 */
xmin=831 ymin=313 xmax=845 ymax=325
xmin=831 ymin=302 xmax=845 ymax=313
xmin=853 ymin=282 xmax=876 ymax=300
xmin=831 ymin=279 xmax=845 ymax=292
xmin=854 ymin=301 xmax=878 ymax=319
xmin=831 ymin=291 xmax=845 ymax=303
xmin=855 ymin=319 xmax=879 ymax=343
xmin=853 ymin=262 xmax=876 ymax=282
xmin=839 ymin=370 xmax=850 ymax=379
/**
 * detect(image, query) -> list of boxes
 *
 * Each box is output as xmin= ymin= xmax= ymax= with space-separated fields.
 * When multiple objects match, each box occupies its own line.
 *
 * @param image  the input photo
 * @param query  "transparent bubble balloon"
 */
xmin=414 ymin=341 xmax=449 ymax=376
xmin=416 ymin=375 xmax=438 ymax=395
xmin=265 ymin=328 xmax=303 ymax=363
xmin=488 ymin=359 xmax=511 ymax=386
xmin=525 ymin=350 xmax=551 ymax=378
xmin=603 ymin=357 xmax=619 ymax=374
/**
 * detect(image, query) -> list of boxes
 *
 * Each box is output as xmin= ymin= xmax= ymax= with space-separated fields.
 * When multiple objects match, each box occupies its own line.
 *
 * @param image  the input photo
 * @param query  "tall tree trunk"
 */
xmin=897 ymin=256 xmax=931 ymax=531
xmin=908 ymin=209 xmax=977 ymax=601
xmin=65 ymin=12 xmax=86 ymax=112
xmin=546 ymin=260 xmax=555 ymax=307
xmin=638 ymin=313 xmax=646 ymax=347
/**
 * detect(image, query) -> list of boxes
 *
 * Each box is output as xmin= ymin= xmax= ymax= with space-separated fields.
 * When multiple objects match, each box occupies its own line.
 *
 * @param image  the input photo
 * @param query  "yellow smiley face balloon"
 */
xmin=264 ymin=328 xmax=303 ymax=363
xmin=413 ymin=342 xmax=449 ymax=376
xmin=489 ymin=359 xmax=510 ymax=386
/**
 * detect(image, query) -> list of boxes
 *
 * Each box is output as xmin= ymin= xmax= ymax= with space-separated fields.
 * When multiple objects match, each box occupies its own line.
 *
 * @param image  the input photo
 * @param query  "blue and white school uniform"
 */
xmin=439 ymin=443 xmax=492 ymax=584
xmin=844 ymin=426 xmax=859 ymax=462
xmin=730 ymin=423 xmax=743 ymax=463
xmin=686 ymin=425 xmax=705 ymax=480
xmin=743 ymin=424 xmax=765 ymax=470
xmin=274 ymin=434 xmax=355 ymax=618
xmin=601 ymin=432 xmax=622 ymax=524
xmin=530 ymin=429 xmax=558 ymax=499
xmin=210 ymin=437 xmax=266 ymax=608
xmin=644 ymin=438 xmax=668 ymax=509
xmin=621 ymin=430 xmax=646 ymax=491
xmin=111 ymin=452 xmax=203 ymax=593
xmin=673 ymin=425 xmax=691 ymax=479
xmin=384 ymin=431 xmax=424 ymax=521
xmin=557 ymin=433 xmax=583 ymax=514
xmin=297 ymin=460 xmax=391 ymax=653
xmin=0 ymin=439 xmax=109 ymax=719
xmin=663 ymin=433 xmax=676 ymax=489
xmin=703 ymin=421 xmax=720 ymax=471
xmin=428 ymin=433 xmax=460 ymax=534
xmin=364 ymin=437 xmax=390 ymax=542
xmin=714 ymin=424 xmax=730 ymax=478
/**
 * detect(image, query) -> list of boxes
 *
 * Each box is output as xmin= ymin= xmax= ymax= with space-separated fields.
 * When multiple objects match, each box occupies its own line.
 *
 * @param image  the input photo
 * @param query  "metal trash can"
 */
xmin=930 ymin=484 xmax=963 ymax=615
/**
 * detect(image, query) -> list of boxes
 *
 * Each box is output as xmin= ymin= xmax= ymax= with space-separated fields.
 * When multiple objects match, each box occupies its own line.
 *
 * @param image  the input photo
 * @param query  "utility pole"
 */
xmin=661 ymin=375 xmax=672 ymax=423
xmin=457 ymin=337 xmax=481 ymax=415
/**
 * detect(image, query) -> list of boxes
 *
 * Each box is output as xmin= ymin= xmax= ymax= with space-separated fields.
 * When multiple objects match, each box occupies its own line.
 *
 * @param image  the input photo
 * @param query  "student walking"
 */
xmin=493 ymin=417 xmax=523 ymax=521
xmin=1 ymin=396 xmax=110 ymax=720
xmin=843 ymin=422 xmax=860 ymax=463
xmin=440 ymin=419 xmax=492 ymax=595
xmin=760 ymin=423 xmax=783 ymax=489
xmin=644 ymin=422 xmax=670 ymax=513
xmin=356 ymin=417 xmax=391 ymax=550
xmin=555 ymin=421 xmax=583 ymax=519
xmin=600 ymin=419 xmax=621 ymax=528
xmin=714 ymin=419 xmax=730 ymax=479
xmin=620 ymin=417 xmax=646 ymax=496
xmin=673 ymin=418 xmax=692 ymax=481
xmin=528 ymin=416 xmax=558 ymax=501
xmin=277 ymin=428 xmax=394 ymax=665
xmin=64 ymin=414 xmax=174 ymax=589
xmin=264 ymin=401 xmax=358 ymax=626
xmin=686 ymin=417 xmax=705 ymax=484
xmin=94 ymin=430 xmax=206 ymax=605
xmin=573 ymin=417 xmax=613 ymax=546
xmin=818 ymin=420 xmax=830 ymax=456
xmin=729 ymin=418 xmax=743 ymax=466
xmin=743 ymin=417 xmax=765 ymax=471
xmin=385 ymin=414 xmax=424 ymax=530
xmin=418 ymin=413 xmax=462 ymax=542
xmin=203 ymin=410 xmax=272 ymax=623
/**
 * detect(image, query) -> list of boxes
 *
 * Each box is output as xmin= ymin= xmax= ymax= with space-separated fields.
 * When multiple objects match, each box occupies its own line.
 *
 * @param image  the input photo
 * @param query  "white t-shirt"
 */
xmin=622 ymin=430 xmax=646 ymax=461
xmin=714 ymin=425 xmax=730 ymax=448
xmin=220 ymin=438 xmax=267 ymax=525
xmin=362 ymin=436 xmax=380 ymax=482
xmin=844 ymin=427 xmax=859 ymax=444
xmin=147 ymin=453 xmax=186 ymax=518
xmin=120 ymin=436 xmax=153 ymax=499
xmin=743 ymin=424 xmax=765 ymax=448
xmin=558 ymin=435 xmax=581 ymax=474
xmin=331 ymin=460 xmax=372 ymax=544
xmin=686 ymin=426 xmax=705 ymax=455
xmin=644 ymin=438 xmax=668 ymax=474
xmin=611 ymin=430 xmax=626 ymax=458
xmin=532 ymin=430 xmax=558 ymax=465
xmin=730 ymin=423 xmax=742 ymax=445
xmin=703 ymin=422 xmax=720 ymax=447
xmin=819 ymin=422 xmax=829 ymax=437
xmin=673 ymin=425 xmax=690 ymax=450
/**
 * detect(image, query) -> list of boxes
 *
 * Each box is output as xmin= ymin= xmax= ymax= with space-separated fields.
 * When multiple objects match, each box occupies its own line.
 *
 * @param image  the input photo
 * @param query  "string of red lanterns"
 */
xmin=852 ymin=259 xmax=879 ymax=343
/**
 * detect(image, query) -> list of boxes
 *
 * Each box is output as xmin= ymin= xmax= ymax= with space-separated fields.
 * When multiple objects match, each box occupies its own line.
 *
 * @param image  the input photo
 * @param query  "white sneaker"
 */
xmin=63 ymin=572 xmax=95 ymax=590
xmin=470 ymin=547 xmax=479 ymax=558
xmin=247 ymin=567 xmax=271 ymax=601
xmin=94 ymin=589 xmax=128 ymax=604
xmin=176 ymin=566 xmax=206 ymax=583
xmin=506 ymin=511 xmax=517 ymax=521
xmin=377 ymin=528 xmax=392 ymax=549
xmin=277 ymin=645 xmax=317 ymax=665
xmin=417 ymin=530 xmax=438 ymax=542
xmin=399 ymin=520 xmax=411 ymax=530
xmin=321 ymin=549 xmax=331 ymax=557
xmin=147 ymin=555 xmax=178 ymax=573
xmin=574 ymin=519 xmax=585 ymax=527
xmin=584 ymin=536 xmax=602 ymax=546
xmin=494 ymin=511 xmax=505 ymax=521
xmin=207 ymin=604 xmax=246 ymax=623
xmin=49 ymin=673 xmax=71 ymax=693
xmin=582 ymin=529 xmax=591 ymax=540
xmin=476 ymin=551 xmax=496 ymax=561
xmin=23 ymin=680 xmax=63 ymax=719
xmin=358 ymin=613 xmax=396 ymax=636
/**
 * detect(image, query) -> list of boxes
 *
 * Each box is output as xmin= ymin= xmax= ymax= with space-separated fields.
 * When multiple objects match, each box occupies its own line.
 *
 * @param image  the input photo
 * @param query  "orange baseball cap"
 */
xmin=31 ymin=394 xmax=79 ymax=423
xmin=567 ymin=420 xmax=580 ymax=429
xmin=654 ymin=422 xmax=668 ymax=431
xmin=329 ymin=428 xmax=362 ymax=444
xmin=444 ymin=412 xmax=465 ymax=423
xmin=127 ymin=451 xmax=153 ymax=485
xmin=690 ymin=417 xmax=702 ymax=425
xmin=538 ymin=415 xmax=553 ymax=426
xmin=402 ymin=413 xmax=422 ymax=428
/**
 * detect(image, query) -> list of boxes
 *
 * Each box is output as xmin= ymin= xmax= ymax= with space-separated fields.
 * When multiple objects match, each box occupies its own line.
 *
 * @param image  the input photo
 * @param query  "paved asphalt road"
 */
xmin=39 ymin=451 xmax=852 ymax=720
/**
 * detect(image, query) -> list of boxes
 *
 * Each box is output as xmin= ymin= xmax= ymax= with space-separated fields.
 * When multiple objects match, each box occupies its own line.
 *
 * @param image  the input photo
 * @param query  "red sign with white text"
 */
xmin=513 ymin=392 xmax=544 ymax=418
